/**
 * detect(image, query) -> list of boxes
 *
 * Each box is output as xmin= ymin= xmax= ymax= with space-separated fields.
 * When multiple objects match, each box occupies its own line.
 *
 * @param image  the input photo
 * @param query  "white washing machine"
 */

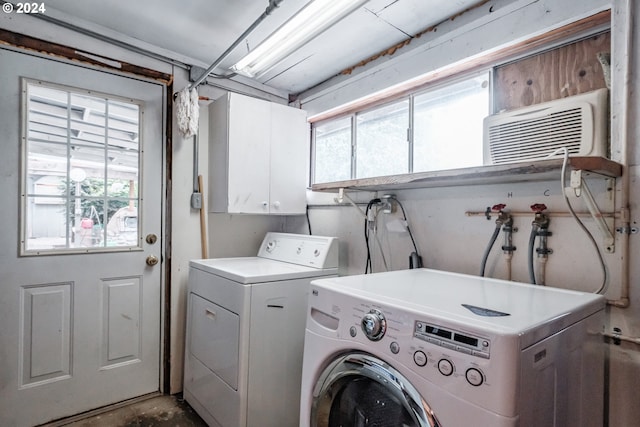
xmin=300 ymin=268 xmax=605 ymax=427
xmin=185 ymin=232 xmax=338 ymax=427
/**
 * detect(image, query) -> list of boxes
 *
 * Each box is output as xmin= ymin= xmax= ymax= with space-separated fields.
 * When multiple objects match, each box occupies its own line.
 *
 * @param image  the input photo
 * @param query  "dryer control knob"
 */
xmin=361 ymin=309 xmax=386 ymax=341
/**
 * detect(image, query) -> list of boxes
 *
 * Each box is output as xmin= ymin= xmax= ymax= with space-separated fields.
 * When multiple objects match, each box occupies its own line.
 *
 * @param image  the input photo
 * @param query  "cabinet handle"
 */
xmin=205 ymin=309 xmax=216 ymax=319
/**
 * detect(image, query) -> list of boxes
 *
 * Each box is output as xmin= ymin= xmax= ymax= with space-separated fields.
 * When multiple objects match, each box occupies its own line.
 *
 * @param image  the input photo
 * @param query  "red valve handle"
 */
xmin=530 ymin=203 xmax=547 ymax=213
xmin=492 ymin=203 xmax=506 ymax=212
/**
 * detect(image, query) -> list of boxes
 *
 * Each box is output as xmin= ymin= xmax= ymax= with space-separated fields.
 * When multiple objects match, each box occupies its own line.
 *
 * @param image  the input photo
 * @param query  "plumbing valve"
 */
xmin=492 ymin=204 xmax=516 ymax=254
xmin=530 ymin=203 xmax=548 ymax=214
xmin=501 ymin=217 xmax=516 ymax=255
xmin=530 ymin=204 xmax=552 ymax=256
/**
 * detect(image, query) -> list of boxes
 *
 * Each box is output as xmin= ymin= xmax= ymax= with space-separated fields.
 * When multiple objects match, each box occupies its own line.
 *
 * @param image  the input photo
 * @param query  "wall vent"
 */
xmin=483 ymin=89 xmax=609 ymax=165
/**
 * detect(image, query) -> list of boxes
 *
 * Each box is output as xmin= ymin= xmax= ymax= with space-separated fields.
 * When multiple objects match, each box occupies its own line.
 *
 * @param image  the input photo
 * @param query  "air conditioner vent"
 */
xmin=483 ymin=89 xmax=608 ymax=165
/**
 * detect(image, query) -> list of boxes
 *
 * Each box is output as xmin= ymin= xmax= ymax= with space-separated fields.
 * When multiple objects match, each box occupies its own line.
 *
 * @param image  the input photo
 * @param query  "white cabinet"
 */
xmin=208 ymin=92 xmax=309 ymax=214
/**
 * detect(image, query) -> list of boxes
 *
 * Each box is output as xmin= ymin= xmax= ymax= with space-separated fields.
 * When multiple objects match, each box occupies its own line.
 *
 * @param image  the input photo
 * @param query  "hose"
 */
xmin=364 ymin=198 xmax=381 ymax=274
xmin=528 ymin=223 xmax=539 ymax=285
xmin=559 ymin=148 xmax=609 ymax=294
xmin=395 ymin=199 xmax=419 ymax=255
xmin=480 ymin=224 xmax=501 ymax=277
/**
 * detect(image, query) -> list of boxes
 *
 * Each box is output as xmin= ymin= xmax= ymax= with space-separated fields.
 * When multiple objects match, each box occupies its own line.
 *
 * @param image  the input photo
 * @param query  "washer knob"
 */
xmin=361 ymin=309 xmax=386 ymax=341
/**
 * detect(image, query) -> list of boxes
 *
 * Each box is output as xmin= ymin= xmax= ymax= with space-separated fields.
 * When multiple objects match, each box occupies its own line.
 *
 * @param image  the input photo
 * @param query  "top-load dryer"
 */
xmin=184 ymin=232 xmax=338 ymax=427
xmin=300 ymin=268 xmax=605 ymax=427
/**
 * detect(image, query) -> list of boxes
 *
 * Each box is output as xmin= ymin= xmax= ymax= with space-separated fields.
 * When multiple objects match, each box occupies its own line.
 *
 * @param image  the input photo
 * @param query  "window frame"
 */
xmin=20 ymin=78 xmax=144 ymax=256
xmin=311 ymin=69 xmax=492 ymax=185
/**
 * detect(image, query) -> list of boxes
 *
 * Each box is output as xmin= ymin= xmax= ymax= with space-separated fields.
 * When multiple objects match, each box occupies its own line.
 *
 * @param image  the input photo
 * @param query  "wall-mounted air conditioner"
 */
xmin=483 ymin=88 xmax=609 ymax=165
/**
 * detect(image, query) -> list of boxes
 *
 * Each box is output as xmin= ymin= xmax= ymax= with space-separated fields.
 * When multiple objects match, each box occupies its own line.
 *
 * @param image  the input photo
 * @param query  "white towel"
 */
xmin=176 ymin=87 xmax=199 ymax=138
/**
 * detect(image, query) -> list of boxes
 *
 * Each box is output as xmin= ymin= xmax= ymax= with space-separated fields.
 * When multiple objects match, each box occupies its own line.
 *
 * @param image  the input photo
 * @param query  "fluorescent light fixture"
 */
xmin=231 ymin=0 xmax=369 ymax=78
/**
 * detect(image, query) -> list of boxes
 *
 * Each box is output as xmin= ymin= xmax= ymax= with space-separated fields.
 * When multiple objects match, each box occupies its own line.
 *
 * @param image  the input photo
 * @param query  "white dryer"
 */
xmin=185 ymin=232 xmax=338 ymax=427
xmin=300 ymin=268 xmax=605 ymax=427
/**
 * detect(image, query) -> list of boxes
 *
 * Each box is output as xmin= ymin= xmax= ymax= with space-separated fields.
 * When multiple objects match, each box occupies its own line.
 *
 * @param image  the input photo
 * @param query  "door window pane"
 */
xmin=414 ymin=74 xmax=489 ymax=172
xmin=356 ymin=99 xmax=409 ymax=178
xmin=314 ymin=117 xmax=352 ymax=183
xmin=22 ymin=81 xmax=142 ymax=254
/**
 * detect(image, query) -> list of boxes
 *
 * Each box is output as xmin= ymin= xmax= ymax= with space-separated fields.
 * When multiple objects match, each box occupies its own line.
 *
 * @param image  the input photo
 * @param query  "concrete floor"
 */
xmin=58 ymin=395 xmax=207 ymax=427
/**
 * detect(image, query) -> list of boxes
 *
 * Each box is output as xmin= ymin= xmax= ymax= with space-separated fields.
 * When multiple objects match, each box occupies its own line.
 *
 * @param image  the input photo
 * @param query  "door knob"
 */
xmin=146 ymin=255 xmax=159 ymax=266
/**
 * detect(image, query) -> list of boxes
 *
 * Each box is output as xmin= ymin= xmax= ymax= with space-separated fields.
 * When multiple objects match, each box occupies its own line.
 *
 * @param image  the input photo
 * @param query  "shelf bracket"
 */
xmin=334 ymin=188 xmax=366 ymax=218
xmin=569 ymin=170 xmax=615 ymax=253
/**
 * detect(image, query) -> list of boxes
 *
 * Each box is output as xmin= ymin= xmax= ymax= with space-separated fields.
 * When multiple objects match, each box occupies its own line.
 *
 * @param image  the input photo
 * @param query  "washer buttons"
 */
xmin=390 ymin=342 xmax=400 ymax=354
xmin=466 ymin=368 xmax=484 ymax=386
xmin=413 ymin=351 xmax=427 ymax=367
xmin=349 ymin=326 xmax=357 ymax=337
xmin=437 ymin=359 xmax=454 ymax=376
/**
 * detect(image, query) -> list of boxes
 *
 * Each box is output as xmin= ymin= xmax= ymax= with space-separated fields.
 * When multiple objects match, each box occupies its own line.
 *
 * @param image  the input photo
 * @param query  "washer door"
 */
xmin=311 ymin=352 xmax=442 ymax=427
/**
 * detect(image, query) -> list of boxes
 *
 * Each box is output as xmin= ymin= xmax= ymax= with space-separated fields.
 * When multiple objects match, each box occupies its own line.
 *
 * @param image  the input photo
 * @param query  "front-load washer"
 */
xmin=300 ymin=268 xmax=605 ymax=427
xmin=185 ymin=232 xmax=338 ymax=427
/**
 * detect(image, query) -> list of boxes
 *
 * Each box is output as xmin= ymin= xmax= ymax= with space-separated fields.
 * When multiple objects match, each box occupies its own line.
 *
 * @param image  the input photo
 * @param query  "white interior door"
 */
xmin=0 ymin=48 xmax=164 ymax=426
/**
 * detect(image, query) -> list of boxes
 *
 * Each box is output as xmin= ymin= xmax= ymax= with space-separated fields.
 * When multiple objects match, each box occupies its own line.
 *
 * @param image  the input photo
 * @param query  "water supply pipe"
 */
xmin=608 ymin=0 xmax=633 ymax=307
xmin=501 ymin=214 xmax=516 ymax=281
xmin=528 ymin=204 xmax=551 ymax=285
xmin=480 ymin=204 xmax=512 ymax=277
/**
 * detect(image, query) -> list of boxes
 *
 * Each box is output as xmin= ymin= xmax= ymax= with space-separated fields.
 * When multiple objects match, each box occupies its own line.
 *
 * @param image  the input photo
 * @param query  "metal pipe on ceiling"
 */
xmin=188 ymin=0 xmax=285 ymax=90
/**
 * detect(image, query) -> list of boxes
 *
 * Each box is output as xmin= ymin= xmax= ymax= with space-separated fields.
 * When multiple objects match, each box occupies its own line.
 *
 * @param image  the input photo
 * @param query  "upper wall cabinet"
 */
xmin=209 ymin=92 xmax=309 ymax=214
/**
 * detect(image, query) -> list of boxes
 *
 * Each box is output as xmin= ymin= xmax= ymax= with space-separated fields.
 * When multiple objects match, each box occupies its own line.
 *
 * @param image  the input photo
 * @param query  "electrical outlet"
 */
xmin=380 ymin=194 xmax=395 ymax=214
xmin=191 ymin=192 xmax=202 ymax=209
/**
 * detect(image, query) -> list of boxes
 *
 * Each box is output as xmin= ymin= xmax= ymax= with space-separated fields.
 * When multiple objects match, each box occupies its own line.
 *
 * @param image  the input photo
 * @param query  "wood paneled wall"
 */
xmin=494 ymin=31 xmax=610 ymax=112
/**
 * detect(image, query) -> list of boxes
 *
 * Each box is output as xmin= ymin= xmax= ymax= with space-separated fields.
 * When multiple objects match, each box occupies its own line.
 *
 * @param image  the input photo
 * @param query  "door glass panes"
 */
xmin=22 ymin=81 xmax=141 ymax=254
xmin=356 ymin=99 xmax=409 ymax=178
xmin=314 ymin=117 xmax=352 ymax=183
xmin=413 ymin=74 xmax=489 ymax=172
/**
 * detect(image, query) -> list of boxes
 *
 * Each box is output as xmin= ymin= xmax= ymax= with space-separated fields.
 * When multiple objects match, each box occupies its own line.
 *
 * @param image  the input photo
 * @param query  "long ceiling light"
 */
xmin=231 ymin=0 xmax=369 ymax=78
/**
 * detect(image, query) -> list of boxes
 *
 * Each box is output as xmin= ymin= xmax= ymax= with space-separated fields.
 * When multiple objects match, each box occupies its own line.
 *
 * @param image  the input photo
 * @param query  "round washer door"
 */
xmin=311 ymin=352 xmax=442 ymax=427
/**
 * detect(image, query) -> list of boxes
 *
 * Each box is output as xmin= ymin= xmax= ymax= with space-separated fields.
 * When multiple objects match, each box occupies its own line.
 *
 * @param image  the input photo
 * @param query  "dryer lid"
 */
xmin=190 ymin=257 xmax=337 ymax=284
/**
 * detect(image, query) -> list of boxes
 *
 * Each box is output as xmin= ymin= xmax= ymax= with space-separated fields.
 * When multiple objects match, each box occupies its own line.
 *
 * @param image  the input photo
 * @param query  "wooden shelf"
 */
xmin=311 ymin=157 xmax=622 ymax=192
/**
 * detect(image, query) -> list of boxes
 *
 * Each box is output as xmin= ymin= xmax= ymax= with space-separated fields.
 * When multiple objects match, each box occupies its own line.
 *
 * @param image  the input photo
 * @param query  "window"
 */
xmin=356 ymin=99 xmax=409 ymax=178
xmin=22 ymin=80 xmax=142 ymax=254
xmin=413 ymin=74 xmax=489 ymax=172
xmin=314 ymin=116 xmax=352 ymax=183
xmin=311 ymin=72 xmax=490 ymax=184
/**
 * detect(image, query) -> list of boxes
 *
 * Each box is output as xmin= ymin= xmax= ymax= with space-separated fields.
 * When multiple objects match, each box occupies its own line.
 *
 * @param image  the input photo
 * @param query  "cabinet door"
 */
xmin=227 ymin=93 xmax=271 ymax=213
xmin=269 ymin=103 xmax=309 ymax=214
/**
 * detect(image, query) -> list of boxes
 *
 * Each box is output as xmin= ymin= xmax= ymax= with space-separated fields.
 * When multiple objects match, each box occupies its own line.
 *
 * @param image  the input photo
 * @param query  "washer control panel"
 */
xmin=414 ymin=322 xmax=490 ymax=359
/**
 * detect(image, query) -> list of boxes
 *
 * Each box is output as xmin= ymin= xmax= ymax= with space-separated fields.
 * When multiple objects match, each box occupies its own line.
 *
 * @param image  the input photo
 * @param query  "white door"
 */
xmin=0 ymin=48 xmax=164 ymax=426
